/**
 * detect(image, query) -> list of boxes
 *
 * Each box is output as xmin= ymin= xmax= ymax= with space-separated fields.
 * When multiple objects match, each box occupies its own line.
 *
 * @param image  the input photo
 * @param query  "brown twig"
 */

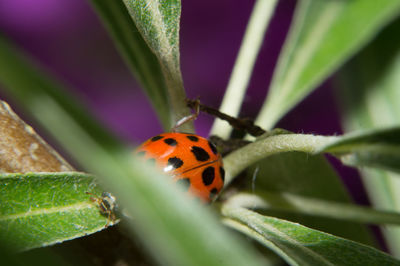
xmin=186 ymin=98 xmax=266 ymax=137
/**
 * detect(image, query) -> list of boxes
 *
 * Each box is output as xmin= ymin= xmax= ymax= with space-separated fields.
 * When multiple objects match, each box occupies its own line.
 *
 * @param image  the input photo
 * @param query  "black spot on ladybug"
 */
xmin=202 ymin=166 xmax=215 ymax=186
xmin=164 ymin=138 xmax=178 ymax=146
xmin=220 ymin=167 xmax=225 ymax=182
xmin=151 ymin=135 xmax=163 ymax=142
xmin=137 ymin=151 xmax=146 ymax=157
xmin=191 ymin=146 xmax=210 ymax=162
xmin=167 ymin=157 xmax=184 ymax=169
xmin=147 ymin=158 xmax=156 ymax=165
xmin=209 ymin=188 xmax=218 ymax=200
xmin=176 ymin=178 xmax=191 ymax=191
xmin=208 ymin=141 xmax=218 ymax=155
xmin=186 ymin=135 xmax=199 ymax=142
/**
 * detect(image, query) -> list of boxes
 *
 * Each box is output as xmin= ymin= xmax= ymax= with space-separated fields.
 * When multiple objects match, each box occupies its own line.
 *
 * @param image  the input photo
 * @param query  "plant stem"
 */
xmin=223 ymin=134 xmax=338 ymax=184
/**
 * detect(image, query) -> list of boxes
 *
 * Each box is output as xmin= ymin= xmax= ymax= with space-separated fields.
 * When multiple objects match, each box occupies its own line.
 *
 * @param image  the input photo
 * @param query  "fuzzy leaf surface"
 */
xmin=222 ymin=133 xmax=373 ymax=244
xmin=90 ymin=0 xmax=171 ymax=129
xmin=223 ymin=207 xmax=400 ymax=266
xmin=122 ymin=0 xmax=191 ymax=130
xmin=319 ymin=127 xmax=400 ymax=173
xmin=241 ymin=152 xmax=373 ymax=245
xmin=0 ymin=172 xmax=109 ymax=251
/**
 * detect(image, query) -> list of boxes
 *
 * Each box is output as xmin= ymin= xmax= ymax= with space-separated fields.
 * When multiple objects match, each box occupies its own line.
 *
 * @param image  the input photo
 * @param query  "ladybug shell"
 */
xmin=135 ymin=132 xmax=224 ymax=203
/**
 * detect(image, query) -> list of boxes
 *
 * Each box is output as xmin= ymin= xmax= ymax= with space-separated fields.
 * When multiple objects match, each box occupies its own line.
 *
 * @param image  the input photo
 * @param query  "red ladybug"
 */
xmin=135 ymin=132 xmax=224 ymax=203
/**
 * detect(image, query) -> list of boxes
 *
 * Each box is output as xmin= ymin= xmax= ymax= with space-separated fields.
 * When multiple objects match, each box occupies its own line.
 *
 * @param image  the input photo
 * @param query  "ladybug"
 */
xmin=135 ymin=132 xmax=225 ymax=203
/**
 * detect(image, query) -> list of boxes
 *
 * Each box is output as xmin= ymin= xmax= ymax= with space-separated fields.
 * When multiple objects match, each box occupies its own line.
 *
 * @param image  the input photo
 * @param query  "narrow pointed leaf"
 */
xmin=122 ymin=0 xmax=191 ymax=130
xmin=242 ymin=152 xmax=373 ymax=245
xmin=256 ymin=0 xmax=400 ymax=129
xmin=335 ymin=17 xmax=400 ymax=256
xmin=90 ymin=0 xmax=171 ymax=129
xmin=211 ymin=0 xmax=278 ymax=138
xmin=122 ymin=0 xmax=180 ymax=65
xmin=0 ymin=172 xmax=110 ymax=251
xmin=94 ymin=154 xmax=267 ymax=266
xmin=226 ymin=192 xmax=400 ymax=226
xmin=222 ymin=207 xmax=400 ymax=266
xmin=318 ymin=127 xmax=400 ymax=173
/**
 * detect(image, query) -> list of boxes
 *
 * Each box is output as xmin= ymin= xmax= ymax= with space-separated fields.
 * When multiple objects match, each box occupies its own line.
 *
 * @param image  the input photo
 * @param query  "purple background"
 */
xmin=0 ymin=0 xmax=367 ymax=205
xmin=0 ymin=0 xmax=340 ymax=139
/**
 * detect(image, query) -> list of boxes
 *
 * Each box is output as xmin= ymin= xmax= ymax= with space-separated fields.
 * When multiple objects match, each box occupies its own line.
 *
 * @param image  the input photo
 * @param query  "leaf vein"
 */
xmin=0 ymin=202 xmax=96 ymax=221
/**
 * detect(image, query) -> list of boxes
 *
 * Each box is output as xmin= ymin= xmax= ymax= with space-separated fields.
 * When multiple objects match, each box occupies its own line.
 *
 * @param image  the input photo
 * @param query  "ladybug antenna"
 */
xmin=172 ymin=99 xmax=200 ymax=132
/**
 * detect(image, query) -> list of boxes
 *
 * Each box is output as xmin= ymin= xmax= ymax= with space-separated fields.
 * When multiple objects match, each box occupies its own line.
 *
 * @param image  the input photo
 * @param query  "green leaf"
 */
xmin=223 ymin=128 xmax=400 ymax=180
xmin=210 ymin=0 xmax=278 ymax=138
xmin=320 ymin=127 xmax=400 ymax=153
xmin=90 ymin=0 xmax=171 ymax=129
xmin=241 ymin=152 xmax=374 ymax=245
xmin=255 ymin=0 xmax=400 ymax=129
xmin=335 ymin=16 xmax=400 ymax=256
xmin=226 ymin=192 xmax=400 ymax=226
xmin=318 ymin=127 xmax=400 ymax=173
xmin=122 ymin=0 xmax=192 ymax=131
xmin=222 ymin=207 xmax=400 ymax=266
xmin=220 ymin=131 xmax=373 ymax=244
xmin=0 ymin=172 xmax=110 ymax=251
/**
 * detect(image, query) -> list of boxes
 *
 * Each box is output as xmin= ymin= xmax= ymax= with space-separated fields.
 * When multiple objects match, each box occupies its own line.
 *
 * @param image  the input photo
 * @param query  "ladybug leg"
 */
xmin=172 ymin=99 xmax=200 ymax=132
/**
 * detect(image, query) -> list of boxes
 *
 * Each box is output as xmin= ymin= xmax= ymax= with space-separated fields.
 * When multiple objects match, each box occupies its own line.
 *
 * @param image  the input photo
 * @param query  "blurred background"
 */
xmin=0 ymin=0 xmax=342 ymax=140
